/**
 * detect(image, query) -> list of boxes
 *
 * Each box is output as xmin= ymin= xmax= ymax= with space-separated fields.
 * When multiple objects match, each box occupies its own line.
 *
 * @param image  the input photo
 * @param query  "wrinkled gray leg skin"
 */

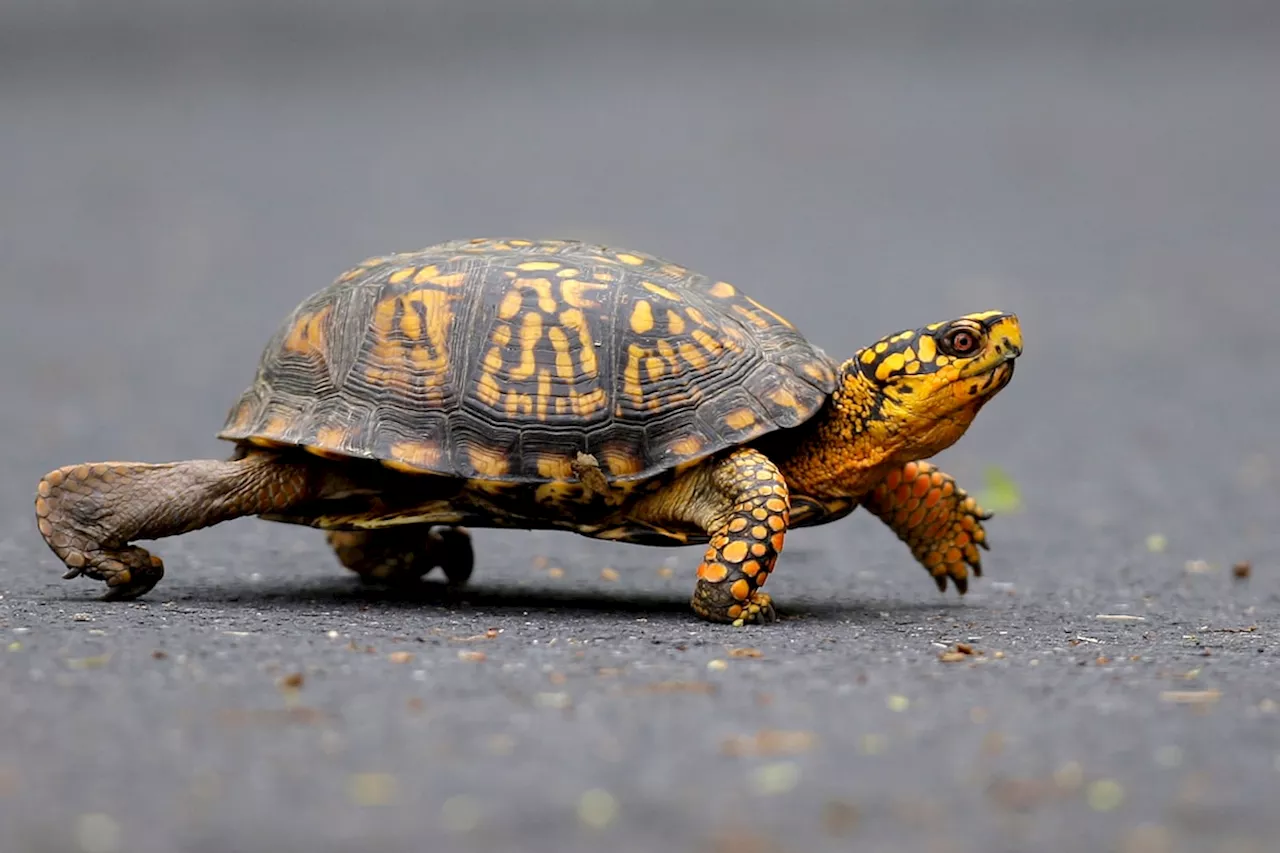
xmin=326 ymin=525 xmax=474 ymax=588
xmin=34 ymin=454 xmax=313 ymax=600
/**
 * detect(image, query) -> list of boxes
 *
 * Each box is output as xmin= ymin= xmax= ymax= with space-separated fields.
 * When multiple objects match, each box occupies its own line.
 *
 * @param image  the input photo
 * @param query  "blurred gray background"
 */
xmin=1 ymin=2 xmax=1279 ymax=852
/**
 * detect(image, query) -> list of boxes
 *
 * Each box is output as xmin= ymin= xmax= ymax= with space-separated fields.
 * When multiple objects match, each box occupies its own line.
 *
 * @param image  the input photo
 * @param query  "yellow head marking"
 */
xmin=833 ymin=311 xmax=1022 ymax=469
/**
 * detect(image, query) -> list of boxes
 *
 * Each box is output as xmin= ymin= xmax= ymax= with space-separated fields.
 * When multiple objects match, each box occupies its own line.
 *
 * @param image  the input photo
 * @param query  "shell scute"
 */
xmin=218 ymin=239 xmax=837 ymax=485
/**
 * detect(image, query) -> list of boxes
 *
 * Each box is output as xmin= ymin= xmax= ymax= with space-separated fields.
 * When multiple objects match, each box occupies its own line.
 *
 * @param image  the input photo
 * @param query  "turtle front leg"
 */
xmin=635 ymin=447 xmax=789 ymax=626
xmin=861 ymin=460 xmax=990 ymax=594
xmin=35 ymin=453 xmax=313 ymax=600
xmin=327 ymin=526 xmax=474 ymax=588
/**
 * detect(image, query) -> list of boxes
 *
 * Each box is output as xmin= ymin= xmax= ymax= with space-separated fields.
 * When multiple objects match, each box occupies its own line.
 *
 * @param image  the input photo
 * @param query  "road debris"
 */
xmin=1095 ymin=615 xmax=1145 ymax=623
xmin=721 ymin=730 xmax=816 ymax=757
xmin=1159 ymin=689 xmax=1222 ymax=705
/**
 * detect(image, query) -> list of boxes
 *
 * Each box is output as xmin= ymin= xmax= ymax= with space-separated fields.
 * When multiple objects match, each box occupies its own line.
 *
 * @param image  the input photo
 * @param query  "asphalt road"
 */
xmin=2 ymin=5 xmax=1279 ymax=852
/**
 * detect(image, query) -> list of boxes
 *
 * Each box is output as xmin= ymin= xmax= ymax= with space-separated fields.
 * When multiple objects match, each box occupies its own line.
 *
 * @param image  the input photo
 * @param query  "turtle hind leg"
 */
xmin=35 ymin=453 xmax=313 ymax=600
xmin=327 ymin=526 xmax=474 ymax=588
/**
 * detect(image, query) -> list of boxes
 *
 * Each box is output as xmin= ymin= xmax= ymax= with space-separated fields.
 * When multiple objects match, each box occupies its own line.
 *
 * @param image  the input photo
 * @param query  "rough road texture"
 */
xmin=1 ymin=3 xmax=1278 ymax=852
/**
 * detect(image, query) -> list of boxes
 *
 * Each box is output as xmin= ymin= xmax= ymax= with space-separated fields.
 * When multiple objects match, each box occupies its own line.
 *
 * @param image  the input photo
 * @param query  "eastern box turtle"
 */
xmin=35 ymin=238 xmax=1021 ymax=625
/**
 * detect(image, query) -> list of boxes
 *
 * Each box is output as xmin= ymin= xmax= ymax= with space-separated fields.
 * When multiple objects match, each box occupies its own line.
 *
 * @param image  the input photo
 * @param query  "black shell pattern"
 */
xmin=218 ymin=239 xmax=839 ymax=483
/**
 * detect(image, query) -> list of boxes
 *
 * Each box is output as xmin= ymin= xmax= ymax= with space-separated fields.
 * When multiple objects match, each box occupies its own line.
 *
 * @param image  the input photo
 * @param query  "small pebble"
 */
xmin=707 ymin=659 xmax=728 ymax=671
xmin=75 ymin=813 xmax=121 ymax=853
xmin=347 ymin=773 xmax=397 ymax=806
xmin=887 ymin=694 xmax=910 ymax=712
xmin=441 ymin=795 xmax=481 ymax=833
xmin=750 ymin=761 xmax=801 ymax=795
xmin=1054 ymin=761 xmax=1083 ymax=791
xmin=535 ymin=692 xmax=571 ymax=709
xmin=388 ymin=651 xmax=415 ymax=664
xmin=1087 ymin=779 xmax=1125 ymax=812
xmin=547 ymin=567 xmax=565 ymax=579
xmin=577 ymin=788 xmax=619 ymax=828
xmin=72 ymin=613 xmax=93 ymax=622
xmin=457 ymin=650 xmax=486 ymax=663
xmin=1145 ymin=534 xmax=1167 ymax=553
xmin=600 ymin=567 xmax=620 ymax=582
xmin=1233 ymin=561 xmax=1252 ymax=579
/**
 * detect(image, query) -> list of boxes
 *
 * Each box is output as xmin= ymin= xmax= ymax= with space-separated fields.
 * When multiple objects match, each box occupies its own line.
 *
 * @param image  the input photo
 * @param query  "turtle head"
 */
xmin=844 ymin=311 xmax=1022 ymax=463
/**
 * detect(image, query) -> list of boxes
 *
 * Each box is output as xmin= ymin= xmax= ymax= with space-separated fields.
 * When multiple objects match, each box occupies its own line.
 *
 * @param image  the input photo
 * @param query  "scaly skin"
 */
xmin=327 ymin=526 xmax=474 ymax=587
xmin=34 ymin=456 xmax=312 ymax=600
xmin=688 ymin=448 xmax=790 ymax=625
xmin=861 ymin=461 xmax=990 ymax=593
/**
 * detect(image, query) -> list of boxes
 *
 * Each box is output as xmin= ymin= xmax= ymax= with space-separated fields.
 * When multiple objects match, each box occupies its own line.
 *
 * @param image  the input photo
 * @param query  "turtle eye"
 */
xmin=941 ymin=327 xmax=981 ymax=357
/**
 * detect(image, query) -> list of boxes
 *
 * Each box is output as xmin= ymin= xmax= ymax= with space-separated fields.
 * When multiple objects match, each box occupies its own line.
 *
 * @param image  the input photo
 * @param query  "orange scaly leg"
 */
xmin=690 ymin=448 xmax=790 ymax=625
xmin=861 ymin=460 xmax=991 ymax=593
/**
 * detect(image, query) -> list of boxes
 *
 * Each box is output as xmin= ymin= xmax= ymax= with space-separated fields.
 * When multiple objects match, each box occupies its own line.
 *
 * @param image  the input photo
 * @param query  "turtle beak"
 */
xmin=984 ymin=313 xmax=1022 ymax=363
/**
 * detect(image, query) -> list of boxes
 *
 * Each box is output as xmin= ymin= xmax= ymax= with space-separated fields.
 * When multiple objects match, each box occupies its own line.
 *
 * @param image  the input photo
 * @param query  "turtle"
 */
xmin=34 ymin=238 xmax=1021 ymax=625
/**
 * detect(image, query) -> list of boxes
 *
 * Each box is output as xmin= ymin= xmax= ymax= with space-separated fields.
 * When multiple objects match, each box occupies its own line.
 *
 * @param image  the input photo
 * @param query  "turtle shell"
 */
xmin=218 ymin=238 xmax=838 ymax=483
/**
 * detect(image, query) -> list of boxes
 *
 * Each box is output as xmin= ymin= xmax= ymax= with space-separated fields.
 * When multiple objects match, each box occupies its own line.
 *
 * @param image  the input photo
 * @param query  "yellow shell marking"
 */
xmin=282 ymin=306 xmax=331 ymax=358
xmin=642 ymin=281 xmax=681 ymax=301
xmin=666 ymin=310 xmax=686 ymax=334
xmin=536 ymin=368 xmax=552 ymax=420
xmin=768 ymin=387 xmax=800 ymax=412
xmin=314 ymin=425 xmax=349 ymax=449
xmin=616 ymin=253 xmax=644 ymax=266
xmin=668 ymin=435 xmax=704 ymax=457
xmin=388 ymin=267 xmax=416 ymax=284
xmin=555 ymin=268 xmax=580 ymax=278
xmin=709 ymin=281 xmax=736 ymax=298
xmin=690 ymin=328 xmax=723 ymax=356
xmin=630 ymin=300 xmax=655 ymax=334
xmin=547 ymin=326 xmax=574 ymax=381
xmin=724 ymin=408 xmax=756 ymax=431
xmin=731 ymin=303 xmax=769 ymax=329
xmin=560 ymin=279 xmax=608 ymax=309
xmin=517 ymin=261 xmax=560 ymax=272
xmin=559 ymin=309 xmax=596 ymax=377
xmin=536 ymin=454 xmax=575 ymax=479
xmin=468 ymin=444 xmax=510 ymax=477
xmin=476 ymin=372 xmax=502 ymax=406
xmin=516 ymin=277 xmax=557 ymax=313
xmin=593 ymin=271 xmax=615 ymax=282
xmin=386 ymin=440 xmax=443 ymax=471
xmin=498 ymin=289 xmax=523 ymax=320
xmin=623 ymin=343 xmax=646 ymax=405
xmin=643 ymin=356 xmax=666 ymax=380
xmin=678 ymin=342 xmax=708 ymax=371
xmin=510 ymin=311 xmax=543 ymax=380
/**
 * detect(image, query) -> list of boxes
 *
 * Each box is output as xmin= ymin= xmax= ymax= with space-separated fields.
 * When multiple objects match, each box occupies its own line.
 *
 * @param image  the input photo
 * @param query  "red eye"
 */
xmin=944 ymin=329 xmax=979 ymax=355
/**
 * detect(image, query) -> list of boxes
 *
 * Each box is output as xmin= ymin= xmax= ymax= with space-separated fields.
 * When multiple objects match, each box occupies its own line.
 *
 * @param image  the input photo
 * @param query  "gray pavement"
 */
xmin=2 ymin=3 xmax=1279 ymax=851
